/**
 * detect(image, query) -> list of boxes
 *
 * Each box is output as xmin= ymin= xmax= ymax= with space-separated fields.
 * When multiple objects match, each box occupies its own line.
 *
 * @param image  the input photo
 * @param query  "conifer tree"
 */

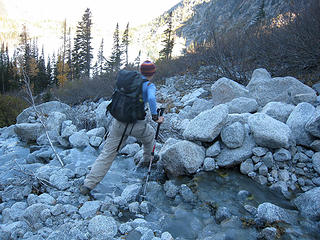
xmin=134 ymin=50 xmax=141 ymax=70
xmin=93 ymin=38 xmax=105 ymax=77
xmin=159 ymin=12 xmax=175 ymax=60
xmin=72 ymin=8 xmax=93 ymax=79
xmin=121 ymin=22 xmax=130 ymax=67
xmin=107 ymin=23 xmax=122 ymax=73
xmin=35 ymin=48 xmax=48 ymax=94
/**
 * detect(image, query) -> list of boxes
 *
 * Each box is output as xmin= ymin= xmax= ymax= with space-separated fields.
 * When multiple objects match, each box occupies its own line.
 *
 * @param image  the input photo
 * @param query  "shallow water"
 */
xmin=90 ymin=156 xmax=319 ymax=240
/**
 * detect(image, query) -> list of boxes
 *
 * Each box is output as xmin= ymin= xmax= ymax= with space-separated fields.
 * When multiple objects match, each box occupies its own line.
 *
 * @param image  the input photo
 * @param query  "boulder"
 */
xmin=257 ymin=202 xmax=291 ymax=224
xmin=183 ymin=104 xmax=229 ymax=142
xmin=211 ymin=77 xmax=249 ymax=106
xmin=312 ymin=152 xmax=320 ymax=175
xmin=181 ymin=88 xmax=207 ymax=106
xmin=248 ymin=113 xmax=292 ymax=149
xmin=88 ymin=215 xmax=118 ymax=238
xmin=226 ymin=97 xmax=258 ymax=114
xmin=160 ymin=139 xmax=205 ymax=176
xmin=69 ymin=131 xmax=89 ymax=148
xmin=286 ymin=102 xmax=316 ymax=147
xmin=247 ymin=68 xmax=317 ymax=106
xmin=95 ymin=101 xmax=112 ymax=129
xmin=221 ymin=121 xmax=245 ymax=149
xmin=305 ymin=109 xmax=320 ymax=138
xmin=16 ymin=101 xmax=72 ymax=124
xmin=261 ymin=102 xmax=295 ymax=123
xmin=46 ymin=112 xmax=66 ymax=133
xmin=216 ymin=131 xmax=255 ymax=167
xmin=294 ymin=187 xmax=320 ymax=220
xmin=14 ymin=123 xmax=44 ymax=142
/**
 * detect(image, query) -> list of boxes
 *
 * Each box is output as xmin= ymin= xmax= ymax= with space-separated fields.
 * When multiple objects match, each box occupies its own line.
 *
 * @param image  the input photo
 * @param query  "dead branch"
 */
xmin=22 ymin=70 xmax=65 ymax=167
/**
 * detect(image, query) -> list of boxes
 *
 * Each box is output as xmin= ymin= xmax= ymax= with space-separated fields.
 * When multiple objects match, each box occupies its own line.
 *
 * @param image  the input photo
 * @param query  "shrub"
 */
xmin=0 ymin=95 xmax=29 ymax=128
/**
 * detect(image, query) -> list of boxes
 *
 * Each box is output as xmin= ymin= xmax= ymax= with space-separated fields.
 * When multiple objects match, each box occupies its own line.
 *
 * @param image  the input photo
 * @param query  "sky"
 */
xmin=1 ymin=0 xmax=182 ymax=59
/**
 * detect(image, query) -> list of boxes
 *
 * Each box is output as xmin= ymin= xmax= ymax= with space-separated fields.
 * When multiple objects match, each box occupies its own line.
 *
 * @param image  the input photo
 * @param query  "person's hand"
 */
xmin=156 ymin=116 xmax=164 ymax=124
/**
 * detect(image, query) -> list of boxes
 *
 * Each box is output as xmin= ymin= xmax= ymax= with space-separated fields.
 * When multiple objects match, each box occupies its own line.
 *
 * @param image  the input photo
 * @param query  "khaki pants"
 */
xmin=84 ymin=119 xmax=155 ymax=190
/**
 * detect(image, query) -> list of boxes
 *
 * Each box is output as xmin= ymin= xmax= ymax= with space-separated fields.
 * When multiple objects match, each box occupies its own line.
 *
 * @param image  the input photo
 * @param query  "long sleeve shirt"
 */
xmin=141 ymin=77 xmax=157 ymax=115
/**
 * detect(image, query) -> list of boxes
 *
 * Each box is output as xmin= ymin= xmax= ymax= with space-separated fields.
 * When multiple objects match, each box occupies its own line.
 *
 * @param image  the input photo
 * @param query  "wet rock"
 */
xmin=310 ymin=140 xmax=320 ymax=152
xmin=183 ymin=104 xmax=229 ymax=142
xmin=180 ymin=184 xmax=196 ymax=203
xmin=248 ymin=113 xmax=292 ymax=149
xmin=286 ymin=102 xmax=316 ymax=147
xmin=259 ymin=227 xmax=277 ymax=240
xmin=240 ymin=159 xmax=254 ymax=175
xmin=88 ymin=215 xmax=118 ymax=238
xmin=161 ymin=231 xmax=174 ymax=240
xmin=164 ymin=181 xmax=179 ymax=198
xmin=294 ymin=187 xmax=320 ymax=220
xmin=257 ymin=202 xmax=291 ymax=224
xmin=215 ymin=206 xmax=232 ymax=223
xmin=221 ymin=121 xmax=245 ymax=149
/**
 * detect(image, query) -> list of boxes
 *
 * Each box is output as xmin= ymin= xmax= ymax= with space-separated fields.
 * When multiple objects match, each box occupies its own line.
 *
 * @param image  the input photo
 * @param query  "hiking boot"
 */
xmin=79 ymin=185 xmax=91 ymax=195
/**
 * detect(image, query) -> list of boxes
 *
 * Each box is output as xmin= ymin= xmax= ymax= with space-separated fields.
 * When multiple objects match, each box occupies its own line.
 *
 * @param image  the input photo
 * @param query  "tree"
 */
xmin=72 ymin=8 xmax=93 ymax=79
xmin=107 ymin=23 xmax=122 ymax=73
xmin=251 ymin=0 xmax=266 ymax=25
xmin=159 ymin=12 xmax=175 ymax=60
xmin=93 ymin=38 xmax=106 ymax=77
xmin=134 ymin=50 xmax=141 ymax=70
xmin=121 ymin=22 xmax=130 ymax=67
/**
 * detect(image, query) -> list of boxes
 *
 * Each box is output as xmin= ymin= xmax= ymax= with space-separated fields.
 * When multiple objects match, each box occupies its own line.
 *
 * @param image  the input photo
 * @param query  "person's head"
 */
xmin=139 ymin=60 xmax=156 ymax=79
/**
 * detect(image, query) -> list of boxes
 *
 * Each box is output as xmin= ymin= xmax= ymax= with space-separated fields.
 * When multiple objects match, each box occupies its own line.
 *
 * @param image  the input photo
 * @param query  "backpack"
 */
xmin=107 ymin=70 xmax=147 ymax=123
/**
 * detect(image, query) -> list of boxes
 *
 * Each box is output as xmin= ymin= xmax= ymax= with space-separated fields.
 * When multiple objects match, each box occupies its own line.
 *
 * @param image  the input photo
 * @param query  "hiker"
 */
xmin=80 ymin=60 xmax=164 ymax=195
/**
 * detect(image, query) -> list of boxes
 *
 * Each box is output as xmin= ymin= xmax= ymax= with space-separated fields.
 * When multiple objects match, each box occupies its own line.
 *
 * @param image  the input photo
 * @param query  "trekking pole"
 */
xmin=142 ymin=107 xmax=165 ymax=198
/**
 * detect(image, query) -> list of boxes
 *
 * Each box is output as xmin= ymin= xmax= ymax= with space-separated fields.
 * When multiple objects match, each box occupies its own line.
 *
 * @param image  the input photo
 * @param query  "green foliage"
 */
xmin=107 ymin=23 xmax=122 ymax=73
xmin=0 ymin=95 xmax=28 ymax=128
xmin=159 ymin=12 xmax=174 ymax=60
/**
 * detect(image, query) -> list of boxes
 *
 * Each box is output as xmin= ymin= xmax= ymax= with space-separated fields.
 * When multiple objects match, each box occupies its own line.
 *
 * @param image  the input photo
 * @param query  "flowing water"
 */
xmin=88 ymin=156 xmax=320 ymax=240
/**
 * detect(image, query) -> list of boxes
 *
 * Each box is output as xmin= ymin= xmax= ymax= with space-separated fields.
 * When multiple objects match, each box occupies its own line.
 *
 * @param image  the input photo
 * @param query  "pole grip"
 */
xmin=155 ymin=108 xmax=165 ymax=140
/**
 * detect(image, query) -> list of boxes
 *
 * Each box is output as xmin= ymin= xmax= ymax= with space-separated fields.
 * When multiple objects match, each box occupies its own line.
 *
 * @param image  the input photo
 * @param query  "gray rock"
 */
xmin=49 ymin=173 xmax=71 ymax=191
xmin=211 ymin=77 xmax=249 ymax=106
xmin=0 ymin=221 xmax=30 ymax=239
xmin=183 ymin=104 xmax=229 ymax=142
xmin=260 ymin=227 xmax=277 ymax=240
xmin=17 ymin=101 xmax=72 ymax=124
xmin=89 ymin=136 xmax=103 ymax=147
xmin=69 ymin=131 xmax=89 ymax=148
xmin=87 ymin=127 xmax=105 ymax=138
xmin=181 ymin=88 xmax=206 ymax=106
xmin=88 ymin=215 xmax=117 ymax=238
xmin=160 ymin=139 xmax=205 ymax=176
xmin=221 ymin=121 xmax=245 ymax=149
xmin=120 ymin=143 xmax=141 ymax=156
xmin=312 ymin=152 xmax=320 ymax=175
xmin=247 ymin=68 xmax=317 ymax=106
xmin=225 ymin=113 xmax=251 ymax=126
xmin=14 ymin=123 xmax=44 ymax=142
xmin=310 ymin=140 xmax=320 ymax=152
xmin=50 ymin=204 xmax=65 ymax=216
xmin=23 ymin=203 xmax=50 ymax=226
xmin=294 ymin=187 xmax=320 ymax=220
xmin=164 ymin=181 xmax=179 ymax=198
xmin=215 ymin=206 xmax=232 ymax=223
xmin=179 ymin=184 xmax=196 ymax=203
xmin=270 ymin=181 xmax=291 ymax=199
xmin=206 ymin=141 xmax=221 ymax=157
xmin=217 ymin=131 xmax=255 ymax=167
xmin=79 ymin=201 xmax=101 ymax=219
xmin=261 ymin=102 xmax=295 ymax=123
xmin=119 ymin=223 xmax=133 ymax=234
xmin=36 ymin=130 xmax=60 ymax=146
xmin=37 ymin=193 xmax=56 ymax=205
xmin=293 ymin=93 xmax=317 ymax=105
xmin=258 ymin=164 xmax=268 ymax=176
xmin=248 ymin=113 xmax=292 ymax=149
xmin=262 ymin=152 xmax=274 ymax=168
xmin=203 ymin=157 xmax=217 ymax=171
xmin=129 ymin=202 xmax=139 ymax=214
xmin=252 ymin=147 xmax=268 ymax=157
xmin=46 ymin=112 xmax=66 ymax=133
xmin=161 ymin=232 xmax=174 ymax=240
xmin=305 ymin=109 xmax=320 ymax=138
xmin=121 ymin=183 xmax=142 ymax=202
xmin=2 ymin=202 xmax=27 ymax=223
xmin=61 ymin=121 xmax=77 ymax=138
xmin=240 ymin=159 xmax=254 ymax=175
xmin=40 ymin=208 xmax=51 ymax=222
xmin=0 ymin=125 xmax=16 ymax=139
xmin=140 ymin=201 xmax=150 ymax=214
xmin=226 ymin=97 xmax=258 ymax=114
xmin=286 ymin=102 xmax=316 ymax=147
xmin=273 ymin=148 xmax=291 ymax=162
xmin=95 ymin=101 xmax=113 ymax=129
xmin=257 ymin=202 xmax=291 ymax=224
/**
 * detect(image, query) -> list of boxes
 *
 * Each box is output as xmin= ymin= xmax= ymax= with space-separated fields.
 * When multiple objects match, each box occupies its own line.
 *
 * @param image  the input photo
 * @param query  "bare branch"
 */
xmin=22 ymin=69 xmax=65 ymax=167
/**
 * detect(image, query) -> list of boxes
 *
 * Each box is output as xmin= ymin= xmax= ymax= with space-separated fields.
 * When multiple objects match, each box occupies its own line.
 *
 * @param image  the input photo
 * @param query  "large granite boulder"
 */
xmin=247 ymin=68 xmax=317 ymax=106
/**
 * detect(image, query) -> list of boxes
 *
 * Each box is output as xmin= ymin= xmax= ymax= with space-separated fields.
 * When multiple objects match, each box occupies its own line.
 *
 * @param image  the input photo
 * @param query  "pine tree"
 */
xmin=18 ymin=25 xmax=31 ymax=76
xmin=159 ymin=12 xmax=175 ymax=61
xmin=251 ymin=0 xmax=266 ymax=25
xmin=72 ymin=8 xmax=93 ymax=79
xmin=121 ymin=22 xmax=130 ymax=67
xmin=134 ymin=50 xmax=141 ymax=70
xmin=107 ymin=23 xmax=122 ymax=73
xmin=35 ymin=48 xmax=48 ymax=94
xmin=93 ymin=38 xmax=105 ymax=77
